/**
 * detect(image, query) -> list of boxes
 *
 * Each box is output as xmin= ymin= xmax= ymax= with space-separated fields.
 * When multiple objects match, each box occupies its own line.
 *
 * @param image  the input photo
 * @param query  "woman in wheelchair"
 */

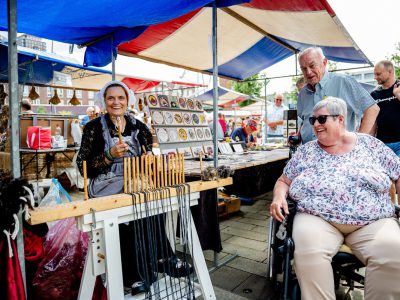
xmin=270 ymin=97 xmax=400 ymax=300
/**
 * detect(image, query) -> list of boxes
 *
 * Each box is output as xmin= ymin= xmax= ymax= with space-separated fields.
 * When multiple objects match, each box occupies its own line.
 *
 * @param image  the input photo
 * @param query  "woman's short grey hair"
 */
xmin=313 ymin=97 xmax=347 ymax=125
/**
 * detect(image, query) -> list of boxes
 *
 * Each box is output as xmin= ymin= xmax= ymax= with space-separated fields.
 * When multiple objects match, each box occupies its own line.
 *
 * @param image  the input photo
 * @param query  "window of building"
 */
xmin=351 ymin=74 xmax=362 ymax=80
xmin=364 ymin=72 xmax=374 ymax=80
xmin=23 ymin=86 xmax=29 ymax=97
xmin=47 ymin=87 xmax=53 ymax=97
xmin=88 ymin=100 xmax=94 ymax=106
xmin=32 ymin=99 xmax=40 ymax=105
xmin=76 ymin=90 xmax=82 ymax=98
xmin=88 ymin=91 xmax=94 ymax=99
xmin=67 ymin=89 xmax=73 ymax=98
xmin=57 ymin=88 xmax=64 ymax=97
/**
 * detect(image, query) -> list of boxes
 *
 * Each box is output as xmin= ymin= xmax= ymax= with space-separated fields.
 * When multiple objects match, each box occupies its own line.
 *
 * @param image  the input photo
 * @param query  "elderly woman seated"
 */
xmin=270 ymin=97 xmax=400 ymax=300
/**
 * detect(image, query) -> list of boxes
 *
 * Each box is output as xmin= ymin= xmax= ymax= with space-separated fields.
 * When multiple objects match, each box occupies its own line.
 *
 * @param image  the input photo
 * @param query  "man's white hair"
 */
xmin=298 ymin=47 xmax=326 ymax=63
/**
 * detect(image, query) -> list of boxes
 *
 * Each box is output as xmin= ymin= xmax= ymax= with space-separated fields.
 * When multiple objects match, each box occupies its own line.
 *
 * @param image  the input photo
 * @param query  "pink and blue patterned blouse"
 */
xmin=284 ymin=134 xmax=400 ymax=225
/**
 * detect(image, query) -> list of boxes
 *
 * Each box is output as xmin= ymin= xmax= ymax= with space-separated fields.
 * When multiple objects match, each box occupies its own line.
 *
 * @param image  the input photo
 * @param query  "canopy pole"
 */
xmin=212 ymin=0 xmax=218 ymax=168
xmin=263 ymin=78 xmax=268 ymax=144
xmin=295 ymin=53 xmax=298 ymax=76
xmin=111 ymin=35 xmax=116 ymax=80
xmin=8 ymin=0 xmax=26 ymax=294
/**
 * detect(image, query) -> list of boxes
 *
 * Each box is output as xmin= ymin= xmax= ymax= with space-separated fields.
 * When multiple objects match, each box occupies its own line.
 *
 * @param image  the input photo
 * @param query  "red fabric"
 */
xmin=244 ymin=0 xmax=335 ymax=16
xmin=0 ymin=237 xmax=27 ymax=300
xmin=122 ymin=77 xmax=160 ymax=92
xmin=24 ymin=228 xmax=44 ymax=262
xmin=118 ymin=9 xmax=201 ymax=54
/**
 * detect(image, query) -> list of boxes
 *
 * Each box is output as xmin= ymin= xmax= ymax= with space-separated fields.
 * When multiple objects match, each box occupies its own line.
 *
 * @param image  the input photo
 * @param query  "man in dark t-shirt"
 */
xmin=371 ymin=60 xmax=400 ymax=156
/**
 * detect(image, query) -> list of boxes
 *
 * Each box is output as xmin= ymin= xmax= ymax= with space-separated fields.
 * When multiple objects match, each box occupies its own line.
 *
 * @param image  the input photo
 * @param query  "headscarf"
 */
xmin=245 ymin=119 xmax=258 ymax=131
xmin=93 ymin=80 xmax=137 ymax=111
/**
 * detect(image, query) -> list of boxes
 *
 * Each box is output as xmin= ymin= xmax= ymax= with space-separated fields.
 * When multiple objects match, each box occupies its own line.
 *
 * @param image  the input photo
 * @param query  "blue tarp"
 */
xmin=0 ymin=42 xmax=110 ymax=85
xmin=0 ymin=0 xmax=248 ymax=67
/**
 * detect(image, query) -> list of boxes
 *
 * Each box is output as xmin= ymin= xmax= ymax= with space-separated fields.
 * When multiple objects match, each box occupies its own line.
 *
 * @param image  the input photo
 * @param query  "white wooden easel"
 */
xmin=76 ymin=192 xmax=216 ymax=300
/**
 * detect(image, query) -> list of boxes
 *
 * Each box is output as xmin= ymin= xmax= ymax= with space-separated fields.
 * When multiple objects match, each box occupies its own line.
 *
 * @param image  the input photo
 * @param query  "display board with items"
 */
xmin=145 ymin=94 xmax=213 ymax=158
xmin=283 ymin=109 xmax=298 ymax=138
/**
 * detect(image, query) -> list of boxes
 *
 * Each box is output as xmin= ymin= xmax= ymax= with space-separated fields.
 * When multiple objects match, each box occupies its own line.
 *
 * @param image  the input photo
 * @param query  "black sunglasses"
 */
xmin=309 ymin=115 xmax=339 ymax=125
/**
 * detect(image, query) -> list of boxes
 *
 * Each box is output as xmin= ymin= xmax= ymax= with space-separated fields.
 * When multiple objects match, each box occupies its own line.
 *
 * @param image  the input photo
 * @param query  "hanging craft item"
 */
xmin=196 ymin=128 xmax=204 ymax=139
xmin=167 ymin=128 xmax=179 ymax=142
xmin=188 ymin=128 xmax=196 ymax=141
xmin=156 ymin=128 xmax=169 ymax=143
xmin=195 ymin=100 xmax=203 ymax=110
xmin=204 ymin=127 xmax=212 ymax=139
xmin=178 ymin=97 xmax=187 ymax=109
xmin=187 ymin=99 xmax=195 ymax=110
xmin=164 ymin=111 xmax=174 ymax=125
xmin=174 ymin=112 xmax=183 ymax=124
xmin=192 ymin=113 xmax=200 ymax=125
xmin=49 ymin=89 xmax=61 ymax=105
xmin=178 ymin=128 xmax=188 ymax=141
xmin=182 ymin=112 xmax=192 ymax=125
xmin=28 ymin=85 xmax=40 ymax=101
xmin=148 ymin=94 xmax=158 ymax=107
xmin=152 ymin=111 xmax=164 ymax=125
xmin=143 ymin=95 xmax=148 ymax=107
xmin=170 ymin=97 xmax=179 ymax=108
xmin=158 ymin=95 xmax=170 ymax=108
xmin=0 ymin=84 xmax=7 ymax=107
xmin=69 ymin=89 xmax=80 ymax=105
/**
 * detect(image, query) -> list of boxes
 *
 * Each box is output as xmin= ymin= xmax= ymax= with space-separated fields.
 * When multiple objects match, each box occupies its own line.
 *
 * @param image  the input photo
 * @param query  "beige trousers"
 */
xmin=293 ymin=213 xmax=400 ymax=300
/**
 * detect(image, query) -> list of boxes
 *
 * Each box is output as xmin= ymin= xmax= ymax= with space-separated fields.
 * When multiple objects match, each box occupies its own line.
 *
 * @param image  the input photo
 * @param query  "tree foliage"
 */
xmin=232 ymin=74 xmax=265 ymax=98
xmin=388 ymin=42 xmax=400 ymax=79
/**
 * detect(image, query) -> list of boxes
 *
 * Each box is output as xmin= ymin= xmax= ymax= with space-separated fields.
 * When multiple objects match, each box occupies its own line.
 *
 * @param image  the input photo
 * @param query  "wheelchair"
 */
xmin=266 ymin=198 xmax=400 ymax=300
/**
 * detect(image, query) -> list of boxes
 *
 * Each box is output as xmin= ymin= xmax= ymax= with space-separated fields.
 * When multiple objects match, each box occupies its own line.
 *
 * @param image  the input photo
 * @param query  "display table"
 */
xmin=20 ymin=147 xmax=80 ymax=180
xmin=184 ymin=149 xmax=289 ymax=252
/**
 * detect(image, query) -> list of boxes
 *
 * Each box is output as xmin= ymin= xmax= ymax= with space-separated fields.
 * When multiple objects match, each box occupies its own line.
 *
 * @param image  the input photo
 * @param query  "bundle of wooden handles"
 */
xmin=83 ymin=154 xmax=186 ymax=199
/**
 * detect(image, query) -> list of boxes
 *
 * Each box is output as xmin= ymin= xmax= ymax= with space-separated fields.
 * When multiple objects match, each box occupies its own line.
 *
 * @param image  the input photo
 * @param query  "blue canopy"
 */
xmin=0 ymin=0 xmax=370 ymax=79
xmin=0 ymin=42 xmax=110 ymax=85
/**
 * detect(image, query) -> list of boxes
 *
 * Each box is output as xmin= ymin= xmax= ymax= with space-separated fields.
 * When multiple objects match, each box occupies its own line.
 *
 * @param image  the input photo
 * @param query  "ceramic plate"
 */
xmin=148 ymin=94 xmax=158 ymax=107
xmin=152 ymin=111 xmax=164 ymax=125
xmin=178 ymin=128 xmax=188 ymax=141
xmin=187 ymin=99 xmax=195 ymax=110
xmin=204 ymin=127 xmax=212 ymax=139
xmin=167 ymin=128 xmax=179 ymax=142
xmin=164 ymin=111 xmax=174 ymax=125
xmin=178 ymin=97 xmax=187 ymax=109
xmin=199 ymin=114 xmax=206 ymax=124
xmin=170 ymin=97 xmax=179 ymax=108
xmin=188 ymin=128 xmax=196 ymax=140
xmin=174 ymin=112 xmax=183 ymax=124
xmin=157 ymin=128 xmax=169 ymax=143
xmin=158 ymin=95 xmax=170 ymax=107
xmin=192 ymin=113 xmax=200 ymax=125
xmin=195 ymin=100 xmax=203 ymax=110
xmin=182 ymin=112 xmax=192 ymax=125
xmin=196 ymin=128 xmax=204 ymax=139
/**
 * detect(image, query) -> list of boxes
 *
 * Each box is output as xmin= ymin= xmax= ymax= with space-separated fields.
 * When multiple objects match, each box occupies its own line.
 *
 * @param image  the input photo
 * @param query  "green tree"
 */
xmin=388 ymin=42 xmax=400 ymax=79
xmin=232 ymin=74 xmax=265 ymax=97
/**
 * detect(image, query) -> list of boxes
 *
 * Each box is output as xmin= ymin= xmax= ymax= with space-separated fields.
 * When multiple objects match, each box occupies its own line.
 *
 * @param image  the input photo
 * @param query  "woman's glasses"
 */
xmin=309 ymin=115 xmax=339 ymax=125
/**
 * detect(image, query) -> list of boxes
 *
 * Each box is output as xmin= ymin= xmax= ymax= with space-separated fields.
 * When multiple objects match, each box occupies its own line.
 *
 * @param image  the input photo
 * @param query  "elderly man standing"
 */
xmin=297 ymin=47 xmax=379 ymax=143
xmin=266 ymin=94 xmax=287 ymax=138
xmin=81 ymin=106 xmax=95 ymax=126
xmin=371 ymin=60 xmax=400 ymax=156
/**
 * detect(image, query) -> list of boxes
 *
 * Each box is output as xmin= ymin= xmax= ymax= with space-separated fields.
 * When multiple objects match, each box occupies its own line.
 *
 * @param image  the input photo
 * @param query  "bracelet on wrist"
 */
xmin=105 ymin=149 xmax=114 ymax=161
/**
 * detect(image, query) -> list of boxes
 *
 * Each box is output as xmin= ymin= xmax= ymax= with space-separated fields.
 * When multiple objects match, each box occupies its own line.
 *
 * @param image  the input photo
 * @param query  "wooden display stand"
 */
xmin=28 ymin=178 xmax=232 ymax=300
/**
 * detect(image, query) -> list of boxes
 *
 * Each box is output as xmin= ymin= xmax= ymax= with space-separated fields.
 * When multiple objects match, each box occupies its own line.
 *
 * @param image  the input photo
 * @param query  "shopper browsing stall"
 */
xmin=230 ymin=119 xmax=257 ymax=147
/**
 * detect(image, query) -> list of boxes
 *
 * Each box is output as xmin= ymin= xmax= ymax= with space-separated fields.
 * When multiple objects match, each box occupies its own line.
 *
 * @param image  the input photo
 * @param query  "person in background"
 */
xmin=80 ymin=106 xmax=95 ymax=126
xmin=93 ymin=105 xmax=101 ymax=118
xmin=371 ymin=60 xmax=400 ymax=156
xmin=266 ymin=94 xmax=287 ymax=138
xmin=297 ymin=47 xmax=379 ymax=144
xmin=295 ymin=76 xmax=305 ymax=93
xmin=231 ymin=119 xmax=257 ymax=147
xmin=218 ymin=113 xmax=227 ymax=136
xmin=270 ymin=97 xmax=400 ymax=300
xmin=21 ymin=99 xmax=34 ymax=114
xmin=208 ymin=117 xmax=224 ymax=140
